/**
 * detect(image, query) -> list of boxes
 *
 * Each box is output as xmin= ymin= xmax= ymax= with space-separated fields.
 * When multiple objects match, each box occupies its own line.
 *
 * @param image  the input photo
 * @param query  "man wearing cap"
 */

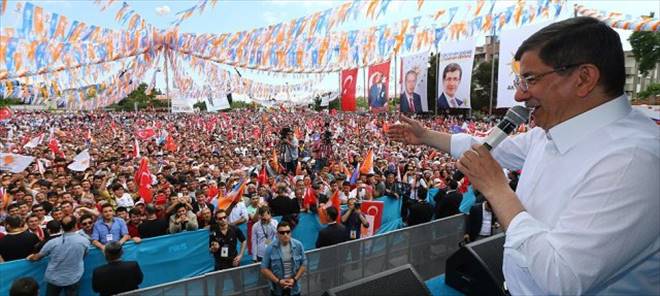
xmin=92 ymin=241 xmax=143 ymax=296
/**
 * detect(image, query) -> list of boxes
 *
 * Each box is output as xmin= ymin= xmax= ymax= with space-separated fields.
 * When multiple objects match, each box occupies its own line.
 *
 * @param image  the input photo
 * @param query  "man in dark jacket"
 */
xmin=316 ymin=207 xmax=348 ymax=248
xmin=92 ymin=241 xmax=143 ymax=296
xmin=406 ymin=193 xmax=434 ymax=226
xmin=434 ymin=180 xmax=463 ymax=219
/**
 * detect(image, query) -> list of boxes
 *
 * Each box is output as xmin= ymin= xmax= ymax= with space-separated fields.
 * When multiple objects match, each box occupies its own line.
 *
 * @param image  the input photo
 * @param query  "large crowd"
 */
xmin=0 ymin=108 xmax=511 ymax=295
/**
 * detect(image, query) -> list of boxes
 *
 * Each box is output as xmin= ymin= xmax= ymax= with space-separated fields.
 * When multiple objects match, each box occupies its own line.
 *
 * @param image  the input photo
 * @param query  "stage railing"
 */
xmin=119 ymin=214 xmax=465 ymax=296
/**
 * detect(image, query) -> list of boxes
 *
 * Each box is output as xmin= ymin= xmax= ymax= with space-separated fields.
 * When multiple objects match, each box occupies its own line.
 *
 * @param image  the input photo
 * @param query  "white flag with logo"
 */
xmin=0 ymin=153 xmax=35 ymax=173
xmin=23 ymin=133 xmax=44 ymax=149
xmin=68 ymin=149 xmax=91 ymax=172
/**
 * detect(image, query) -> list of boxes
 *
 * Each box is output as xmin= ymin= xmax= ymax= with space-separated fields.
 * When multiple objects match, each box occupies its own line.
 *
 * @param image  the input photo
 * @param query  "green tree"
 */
xmin=629 ymin=31 xmax=660 ymax=76
xmin=0 ymin=96 xmax=25 ymax=107
xmin=109 ymin=83 xmax=166 ymax=111
xmin=193 ymin=101 xmax=207 ymax=111
xmin=328 ymin=97 xmax=340 ymax=111
xmin=470 ymin=58 xmax=498 ymax=113
xmin=637 ymin=83 xmax=660 ymax=100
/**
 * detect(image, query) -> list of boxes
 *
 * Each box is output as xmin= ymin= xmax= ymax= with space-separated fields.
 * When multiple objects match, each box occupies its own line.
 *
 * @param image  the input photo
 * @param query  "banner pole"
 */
xmin=363 ymin=66 xmax=367 ymax=111
xmin=393 ymin=54 xmax=397 ymax=113
xmin=488 ymin=14 xmax=497 ymax=115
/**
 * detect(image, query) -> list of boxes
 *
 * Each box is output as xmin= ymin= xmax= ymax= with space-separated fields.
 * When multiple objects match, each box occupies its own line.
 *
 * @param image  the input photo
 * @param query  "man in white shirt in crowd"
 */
xmin=251 ymin=206 xmax=278 ymax=262
xmin=388 ymin=17 xmax=659 ymax=295
xmin=228 ymin=197 xmax=249 ymax=226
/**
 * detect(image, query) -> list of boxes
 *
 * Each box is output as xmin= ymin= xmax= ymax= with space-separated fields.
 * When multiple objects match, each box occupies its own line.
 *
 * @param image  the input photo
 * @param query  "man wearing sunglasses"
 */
xmin=261 ymin=221 xmax=307 ymax=296
xmin=209 ymin=209 xmax=246 ymax=271
xmin=388 ymin=17 xmax=659 ymax=295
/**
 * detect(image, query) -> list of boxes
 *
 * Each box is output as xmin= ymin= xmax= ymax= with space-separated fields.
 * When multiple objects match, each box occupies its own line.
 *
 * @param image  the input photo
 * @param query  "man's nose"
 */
xmin=514 ymin=88 xmax=530 ymax=103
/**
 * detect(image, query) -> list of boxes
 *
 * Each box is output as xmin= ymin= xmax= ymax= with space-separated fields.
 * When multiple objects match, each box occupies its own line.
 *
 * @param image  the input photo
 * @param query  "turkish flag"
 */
xmin=361 ymin=200 xmax=384 ymax=237
xmin=340 ymin=68 xmax=358 ymax=111
xmin=0 ymin=107 xmax=12 ymax=120
xmin=368 ymin=61 xmax=391 ymax=112
xmin=134 ymin=158 xmax=153 ymax=203
xmin=135 ymin=128 xmax=156 ymax=140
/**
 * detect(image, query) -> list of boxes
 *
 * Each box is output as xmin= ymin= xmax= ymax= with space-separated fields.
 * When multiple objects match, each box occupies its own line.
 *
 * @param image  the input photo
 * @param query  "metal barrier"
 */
xmin=120 ymin=214 xmax=465 ymax=296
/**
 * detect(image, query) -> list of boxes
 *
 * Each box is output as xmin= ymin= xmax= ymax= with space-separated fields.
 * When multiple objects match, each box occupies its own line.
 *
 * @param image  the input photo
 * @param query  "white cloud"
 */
xmin=155 ymin=5 xmax=171 ymax=16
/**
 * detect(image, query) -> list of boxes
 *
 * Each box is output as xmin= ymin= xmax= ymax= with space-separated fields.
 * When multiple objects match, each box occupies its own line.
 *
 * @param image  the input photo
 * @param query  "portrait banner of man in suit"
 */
xmin=399 ymin=52 xmax=429 ymax=113
xmin=437 ymin=38 xmax=476 ymax=111
xmin=368 ymin=61 xmax=391 ymax=112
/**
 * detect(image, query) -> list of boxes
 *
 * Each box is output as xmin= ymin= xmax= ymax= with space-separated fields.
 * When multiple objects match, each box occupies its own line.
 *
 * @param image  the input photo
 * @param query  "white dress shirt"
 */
xmin=451 ymin=95 xmax=659 ymax=295
xmin=228 ymin=201 xmax=249 ymax=225
xmin=251 ymin=219 xmax=278 ymax=261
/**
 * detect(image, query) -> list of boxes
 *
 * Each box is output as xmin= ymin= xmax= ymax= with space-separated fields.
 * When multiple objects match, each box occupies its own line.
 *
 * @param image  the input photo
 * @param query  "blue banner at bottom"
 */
xmin=0 ymin=230 xmax=214 ymax=296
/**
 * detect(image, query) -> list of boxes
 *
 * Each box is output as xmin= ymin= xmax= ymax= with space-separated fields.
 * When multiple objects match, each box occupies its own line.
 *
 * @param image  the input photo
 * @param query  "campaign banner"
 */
xmin=171 ymin=97 xmax=194 ymax=113
xmin=205 ymin=95 xmax=230 ymax=112
xmin=368 ymin=61 xmax=391 ymax=112
xmin=340 ymin=68 xmax=358 ymax=111
xmin=437 ymin=38 xmax=476 ymax=110
xmin=497 ymin=22 xmax=549 ymax=108
xmin=361 ymin=200 xmax=384 ymax=237
xmin=399 ymin=52 xmax=429 ymax=113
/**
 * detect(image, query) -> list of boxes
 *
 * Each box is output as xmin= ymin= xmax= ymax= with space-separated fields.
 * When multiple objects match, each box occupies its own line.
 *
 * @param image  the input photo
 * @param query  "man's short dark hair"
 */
xmin=5 ymin=215 xmax=22 ymax=229
xmin=6 ymin=203 xmax=19 ymax=212
xmin=80 ymin=213 xmax=94 ymax=223
xmin=101 ymin=203 xmax=114 ymax=210
xmin=104 ymin=241 xmax=123 ymax=261
xmin=326 ymin=207 xmax=338 ymax=221
xmin=145 ymin=204 xmax=157 ymax=214
xmin=442 ymin=63 xmax=462 ymax=80
xmin=258 ymin=206 xmax=271 ymax=216
xmin=277 ymin=221 xmax=291 ymax=230
xmin=61 ymin=215 xmax=77 ymax=232
xmin=514 ymin=17 xmax=624 ymax=98
xmin=46 ymin=220 xmax=62 ymax=234
xmin=116 ymin=206 xmax=127 ymax=214
xmin=10 ymin=277 xmax=39 ymax=296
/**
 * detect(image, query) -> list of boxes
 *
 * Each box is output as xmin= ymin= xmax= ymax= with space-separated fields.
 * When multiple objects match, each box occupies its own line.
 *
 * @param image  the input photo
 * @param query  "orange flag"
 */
xmin=359 ymin=149 xmax=374 ymax=175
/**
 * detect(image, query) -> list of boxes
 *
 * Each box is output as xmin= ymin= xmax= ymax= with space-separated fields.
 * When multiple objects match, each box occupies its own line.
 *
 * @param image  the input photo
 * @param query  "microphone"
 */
xmin=454 ymin=105 xmax=530 ymax=181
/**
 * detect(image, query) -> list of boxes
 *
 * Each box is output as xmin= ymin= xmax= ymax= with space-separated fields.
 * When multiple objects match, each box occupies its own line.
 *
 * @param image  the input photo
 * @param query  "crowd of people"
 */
xmin=0 ymin=108 xmax=507 ymax=295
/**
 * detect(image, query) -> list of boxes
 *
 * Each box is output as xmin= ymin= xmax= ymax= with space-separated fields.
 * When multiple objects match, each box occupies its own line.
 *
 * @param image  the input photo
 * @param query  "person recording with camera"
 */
xmin=279 ymin=127 xmax=299 ymax=175
xmin=341 ymin=197 xmax=369 ymax=241
xmin=313 ymin=130 xmax=333 ymax=172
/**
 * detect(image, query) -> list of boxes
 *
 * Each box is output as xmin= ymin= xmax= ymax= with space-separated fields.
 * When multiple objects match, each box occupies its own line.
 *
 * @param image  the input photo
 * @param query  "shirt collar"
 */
xmin=548 ymin=95 xmax=631 ymax=154
xmin=443 ymin=92 xmax=456 ymax=101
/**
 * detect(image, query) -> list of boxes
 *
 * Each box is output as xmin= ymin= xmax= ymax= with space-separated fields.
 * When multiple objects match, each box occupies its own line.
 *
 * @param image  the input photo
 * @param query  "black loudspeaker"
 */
xmin=226 ymin=93 xmax=233 ymax=105
xmin=323 ymin=264 xmax=431 ymax=296
xmin=445 ymin=233 xmax=506 ymax=296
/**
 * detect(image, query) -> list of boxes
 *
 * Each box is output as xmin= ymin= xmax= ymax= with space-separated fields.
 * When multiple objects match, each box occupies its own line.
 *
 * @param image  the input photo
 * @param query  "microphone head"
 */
xmin=505 ymin=105 xmax=531 ymax=126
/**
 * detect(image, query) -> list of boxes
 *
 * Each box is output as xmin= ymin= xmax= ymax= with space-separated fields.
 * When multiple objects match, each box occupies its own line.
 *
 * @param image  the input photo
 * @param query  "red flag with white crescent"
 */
xmin=340 ymin=68 xmax=358 ymax=111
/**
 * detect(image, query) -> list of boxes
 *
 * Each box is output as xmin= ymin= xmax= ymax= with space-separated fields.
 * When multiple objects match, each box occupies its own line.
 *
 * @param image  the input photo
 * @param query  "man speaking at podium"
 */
xmin=388 ymin=17 xmax=659 ymax=295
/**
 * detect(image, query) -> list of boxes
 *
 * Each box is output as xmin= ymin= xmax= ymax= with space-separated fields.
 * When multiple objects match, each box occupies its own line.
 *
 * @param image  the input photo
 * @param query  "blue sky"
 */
xmin=1 ymin=1 xmax=657 ymax=101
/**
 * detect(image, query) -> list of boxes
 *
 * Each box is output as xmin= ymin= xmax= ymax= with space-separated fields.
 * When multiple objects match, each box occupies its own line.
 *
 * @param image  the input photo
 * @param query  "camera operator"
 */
xmin=313 ymin=129 xmax=333 ymax=172
xmin=279 ymin=128 xmax=299 ymax=175
xmin=341 ymin=197 xmax=369 ymax=241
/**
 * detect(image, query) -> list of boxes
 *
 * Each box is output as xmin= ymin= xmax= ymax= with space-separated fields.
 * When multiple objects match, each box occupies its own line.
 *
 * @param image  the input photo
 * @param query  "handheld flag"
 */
xmin=359 ymin=149 xmax=374 ymax=174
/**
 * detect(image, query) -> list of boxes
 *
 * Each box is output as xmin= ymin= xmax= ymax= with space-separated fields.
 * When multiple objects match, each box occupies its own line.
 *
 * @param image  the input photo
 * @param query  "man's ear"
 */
xmin=575 ymin=64 xmax=600 ymax=97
